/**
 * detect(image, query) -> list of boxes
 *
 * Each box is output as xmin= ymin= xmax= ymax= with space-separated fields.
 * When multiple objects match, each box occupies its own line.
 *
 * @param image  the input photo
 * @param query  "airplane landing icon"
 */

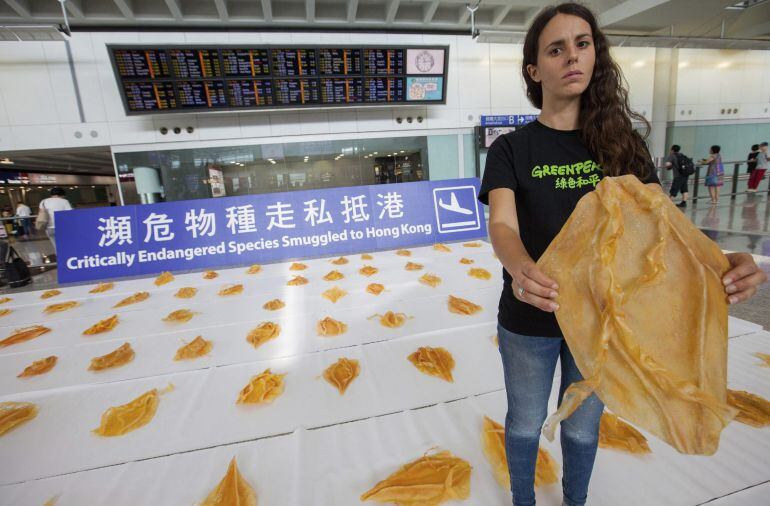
xmin=438 ymin=192 xmax=473 ymax=215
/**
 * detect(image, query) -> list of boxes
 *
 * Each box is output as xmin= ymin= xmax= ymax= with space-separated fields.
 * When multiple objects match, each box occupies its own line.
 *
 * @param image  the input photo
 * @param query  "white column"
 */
xmin=649 ymin=47 xmax=675 ymax=161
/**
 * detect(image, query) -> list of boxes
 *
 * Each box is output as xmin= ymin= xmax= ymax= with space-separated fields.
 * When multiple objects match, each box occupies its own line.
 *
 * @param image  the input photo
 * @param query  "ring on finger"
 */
xmin=517 ymin=286 xmax=525 ymax=298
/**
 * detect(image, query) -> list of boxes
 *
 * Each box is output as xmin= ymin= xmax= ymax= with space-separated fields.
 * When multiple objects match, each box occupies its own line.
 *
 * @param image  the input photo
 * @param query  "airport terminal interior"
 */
xmin=0 ymin=1 xmax=769 ymax=505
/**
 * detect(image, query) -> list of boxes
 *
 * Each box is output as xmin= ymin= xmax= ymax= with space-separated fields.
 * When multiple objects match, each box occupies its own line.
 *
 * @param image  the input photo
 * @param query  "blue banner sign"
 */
xmin=480 ymin=114 xmax=537 ymax=127
xmin=56 ymin=178 xmax=486 ymax=283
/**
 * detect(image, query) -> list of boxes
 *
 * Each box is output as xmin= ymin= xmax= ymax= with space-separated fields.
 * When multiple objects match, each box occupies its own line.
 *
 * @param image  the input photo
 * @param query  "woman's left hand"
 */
xmin=723 ymin=252 xmax=767 ymax=304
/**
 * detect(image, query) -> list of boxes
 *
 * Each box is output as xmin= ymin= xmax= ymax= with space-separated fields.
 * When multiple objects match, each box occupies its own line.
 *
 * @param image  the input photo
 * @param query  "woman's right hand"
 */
xmin=511 ymin=260 xmax=560 ymax=312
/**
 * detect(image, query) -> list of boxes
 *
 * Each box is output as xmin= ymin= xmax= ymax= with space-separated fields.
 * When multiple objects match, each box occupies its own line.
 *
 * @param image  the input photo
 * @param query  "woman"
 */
xmin=478 ymin=4 xmax=767 ymax=506
xmin=701 ymin=145 xmax=723 ymax=204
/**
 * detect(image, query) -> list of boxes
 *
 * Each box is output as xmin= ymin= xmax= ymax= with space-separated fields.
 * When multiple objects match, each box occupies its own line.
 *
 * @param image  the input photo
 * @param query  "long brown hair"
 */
xmin=522 ymin=2 xmax=652 ymax=179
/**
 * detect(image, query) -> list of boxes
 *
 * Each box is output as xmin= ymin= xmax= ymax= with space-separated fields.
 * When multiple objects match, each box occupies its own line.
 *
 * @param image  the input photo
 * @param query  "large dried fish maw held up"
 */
xmin=408 ymin=346 xmax=455 ymax=382
xmin=727 ymin=389 xmax=770 ymax=428
xmin=18 ymin=356 xmax=58 ymax=378
xmin=360 ymin=450 xmax=471 ymax=505
xmin=0 ymin=402 xmax=38 ymax=436
xmin=599 ymin=412 xmax=651 ymax=454
xmin=92 ymin=385 xmax=172 ymax=437
xmin=237 ymin=369 xmax=286 ymax=404
xmin=201 ymin=457 xmax=257 ymax=506
xmin=83 ymin=315 xmax=119 ymax=336
xmin=537 ymin=175 xmax=736 ymax=455
xmin=0 ymin=325 xmax=51 ymax=348
xmin=323 ymin=357 xmax=360 ymax=395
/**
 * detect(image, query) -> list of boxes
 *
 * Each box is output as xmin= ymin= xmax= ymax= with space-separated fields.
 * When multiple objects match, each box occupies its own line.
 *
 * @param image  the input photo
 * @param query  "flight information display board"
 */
xmin=109 ymin=45 xmax=448 ymax=115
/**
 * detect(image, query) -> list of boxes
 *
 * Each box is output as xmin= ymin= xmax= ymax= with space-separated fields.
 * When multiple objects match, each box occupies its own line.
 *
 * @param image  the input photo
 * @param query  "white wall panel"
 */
xmin=0 ymin=42 xmax=64 ymax=126
xmin=489 ymin=43 xmax=522 ymax=109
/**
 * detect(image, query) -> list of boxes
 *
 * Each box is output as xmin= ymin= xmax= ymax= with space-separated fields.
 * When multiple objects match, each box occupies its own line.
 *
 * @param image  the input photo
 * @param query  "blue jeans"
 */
xmin=497 ymin=324 xmax=604 ymax=506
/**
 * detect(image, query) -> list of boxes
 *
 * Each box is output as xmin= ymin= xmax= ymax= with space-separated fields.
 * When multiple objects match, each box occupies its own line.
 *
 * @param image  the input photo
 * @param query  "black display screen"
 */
xmin=109 ymin=44 xmax=448 ymax=115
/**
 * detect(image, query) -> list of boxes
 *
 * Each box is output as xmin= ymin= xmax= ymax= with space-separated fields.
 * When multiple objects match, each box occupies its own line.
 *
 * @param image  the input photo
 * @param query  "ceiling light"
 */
xmin=632 ymin=60 xmax=645 ymax=68
xmin=400 ymin=150 xmax=405 ymax=153
xmin=717 ymin=61 xmax=731 ymax=69
xmin=0 ymin=157 xmax=13 ymax=165
xmin=678 ymin=61 xmax=690 ymax=69
xmin=373 ymin=152 xmax=378 ymax=155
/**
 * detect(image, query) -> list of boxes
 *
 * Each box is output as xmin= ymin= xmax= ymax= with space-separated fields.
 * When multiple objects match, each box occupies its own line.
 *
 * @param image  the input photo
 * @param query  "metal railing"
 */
xmin=656 ymin=160 xmax=768 ymax=202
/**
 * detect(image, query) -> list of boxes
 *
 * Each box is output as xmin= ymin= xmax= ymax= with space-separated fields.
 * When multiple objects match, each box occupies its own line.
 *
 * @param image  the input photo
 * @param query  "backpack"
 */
xmin=677 ymin=153 xmax=695 ymax=176
xmin=5 ymin=246 xmax=31 ymax=288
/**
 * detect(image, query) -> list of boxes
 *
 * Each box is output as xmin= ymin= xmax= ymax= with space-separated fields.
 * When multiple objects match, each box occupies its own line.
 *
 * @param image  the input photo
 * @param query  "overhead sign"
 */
xmin=55 ymin=178 xmax=487 ymax=283
xmin=480 ymin=114 xmax=537 ymax=127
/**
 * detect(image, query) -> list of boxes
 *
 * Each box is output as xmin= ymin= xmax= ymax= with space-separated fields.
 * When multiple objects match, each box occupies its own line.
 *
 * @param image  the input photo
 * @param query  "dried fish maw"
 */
xmin=360 ymin=450 xmax=471 ymax=505
xmin=163 ymin=309 xmax=195 ymax=323
xmin=203 ymin=270 xmax=219 ymax=279
xmin=154 ymin=271 xmax=174 ymax=286
xmin=408 ymin=346 xmax=455 ymax=382
xmin=316 ymin=316 xmax=347 ymax=337
xmin=753 ymin=352 xmax=770 ymax=367
xmin=17 ymin=356 xmax=58 ymax=378
xmin=331 ymin=256 xmax=349 ymax=265
xmin=598 ymin=412 xmax=651 ymax=454
xmin=366 ymin=283 xmax=384 ymax=295
xmin=246 ymin=264 xmax=262 ymax=274
xmin=175 ymin=287 xmax=197 ymax=299
xmin=201 ymin=457 xmax=257 ymax=506
xmin=0 ymin=401 xmax=38 ymax=436
xmin=463 ymin=242 xmax=482 ymax=248
xmin=262 ymin=299 xmax=285 ymax=311
xmin=323 ymin=270 xmax=344 ymax=281
xmin=405 ymin=262 xmax=423 ymax=271
xmin=88 ymin=343 xmax=135 ymax=371
xmin=237 ymin=369 xmax=286 ymax=404
xmin=322 ymin=286 xmax=347 ymax=303
xmin=323 ymin=357 xmax=360 ymax=394
xmin=0 ymin=296 xmax=12 ymax=304
xmin=433 ymin=243 xmax=451 ymax=252
xmin=395 ymin=249 xmax=412 ymax=257
xmin=113 ymin=291 xmax=149 ymax=308
xmin=90 ymin=282 xmax=114 ymax=294
xmin=481 ymin=416 xmax=510 ymax=488
xmin=92 ymin=387 xmax=169 ymax=436
xmin=1 ymin=325 xmax=51 ymax=347
xmin=41 ymin=289 xmax=61 ymax=299
xmin=174 ymin=336 xmax=212 ymax=361
xmin=459 ymin=257 xmax=474 ymax=265
xmin=246 ymin=322 xmax=281 ymax=348
xmin=534 ymin=447 xmax=559 ymax=487
xmin=0 ymin=309 xmax=11 ymax=317
xmin=287 ymin=275 xmax=309 ymax=286
xmin=361 ymin=253 xmax=373 ymax=260
xmin=537 ymin=175 xmax=737 ymax=455
xmin=448 ymin=295 xmax=482 ymax=315
xmin=468 ymin=268 xmax=491 ymax=280
xmin=727 ymin=389 xmax=770 ymax=428
xmin=359 ymin=265 xmax=379 ymax=277
xmin=370 ymin=311 xmax=410 ymax=329
xmin=289 ymin=262 xmax=307 ymax=271
xmin=219 ymin=284 xmax=244 ymax=296
xmin=419 ymin=273 xmax=442 ymax=287
xmin=83 ymin=315 xmax=119 ymax=336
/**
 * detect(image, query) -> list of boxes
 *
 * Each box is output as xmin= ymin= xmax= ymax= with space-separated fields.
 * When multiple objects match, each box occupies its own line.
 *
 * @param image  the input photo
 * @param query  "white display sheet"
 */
xmin=3 ymin=330 xmax=769 ymax=506
xmin=0 ymin=241 xmax=767 ymax=505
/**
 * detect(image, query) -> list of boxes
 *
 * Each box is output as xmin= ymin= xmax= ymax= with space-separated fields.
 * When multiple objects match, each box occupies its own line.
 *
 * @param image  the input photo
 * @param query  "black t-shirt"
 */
xmin=478 ymin=120 xmax=660 ymax=337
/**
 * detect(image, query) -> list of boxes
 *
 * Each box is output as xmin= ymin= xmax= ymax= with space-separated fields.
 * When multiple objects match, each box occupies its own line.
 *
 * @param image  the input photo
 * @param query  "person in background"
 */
xmin=38 ymin=187 xmax=72 ymax=253
xmin=15 ymin=201 xmax=32 ymax=237
xmin=746 ymin=144 xmax=759 ymax=179
xmin=747 ymin=142 xmax=768 ymax=192
xmin=700 ymin=145 xmax=723 ymax=205
xmin=665 ymin=144 xmax=688 ymax=208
